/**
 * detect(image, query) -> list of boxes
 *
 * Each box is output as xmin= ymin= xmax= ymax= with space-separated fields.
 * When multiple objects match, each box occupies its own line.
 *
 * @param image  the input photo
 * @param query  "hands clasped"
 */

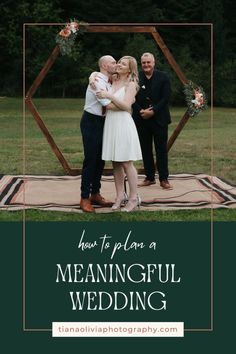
xmin=140 ymin=107 xmax=154 ymax=120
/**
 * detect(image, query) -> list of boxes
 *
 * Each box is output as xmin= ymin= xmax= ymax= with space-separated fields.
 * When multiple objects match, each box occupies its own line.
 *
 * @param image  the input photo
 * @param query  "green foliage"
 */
xmin=74 ymin=0 xmax=164 ymax=23
xmin=0 ymin=0 xmax=234 ymax=106
xmin=214 ymin=59 xmax=236 ymax=107
xmin=122 ymin=34 xmax=160 ymax=66
xmin=0 ymin=0 xmax=62 ymax=96
xmin=56 ymin=31 xmax=78 ymax=56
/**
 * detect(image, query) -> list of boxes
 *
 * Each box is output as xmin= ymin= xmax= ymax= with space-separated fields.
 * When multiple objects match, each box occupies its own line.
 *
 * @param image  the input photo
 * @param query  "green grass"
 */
xmin=0 ymin=97 xmax=235 ymax=221
xmin=0 ymin=209 xmax=235 ymax=222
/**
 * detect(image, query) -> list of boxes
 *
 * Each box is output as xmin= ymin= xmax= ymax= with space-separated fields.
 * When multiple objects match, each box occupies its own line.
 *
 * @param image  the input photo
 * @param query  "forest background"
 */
xmin=0 ymin=0 xmax=235 ymax=106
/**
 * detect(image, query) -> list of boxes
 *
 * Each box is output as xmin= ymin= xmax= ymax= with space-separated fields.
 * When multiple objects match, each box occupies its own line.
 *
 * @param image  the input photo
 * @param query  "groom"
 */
xmin=80 ymin=55 xmax=117 ymax=213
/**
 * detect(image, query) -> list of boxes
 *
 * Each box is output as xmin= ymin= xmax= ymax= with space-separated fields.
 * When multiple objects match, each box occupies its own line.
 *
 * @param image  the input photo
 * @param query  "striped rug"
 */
xmin=0 ymin=174 xmax=235 ymax=212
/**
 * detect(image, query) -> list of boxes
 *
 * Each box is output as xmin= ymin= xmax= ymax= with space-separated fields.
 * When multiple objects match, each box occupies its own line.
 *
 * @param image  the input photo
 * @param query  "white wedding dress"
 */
xmin=102 ymin=86 xmax=142 ymax=162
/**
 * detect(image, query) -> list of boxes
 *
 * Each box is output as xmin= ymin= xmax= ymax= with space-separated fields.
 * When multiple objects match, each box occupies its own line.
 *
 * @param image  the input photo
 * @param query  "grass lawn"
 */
xmin=0 ymin=209 xmax=234 ymax=222
xmin=0 ymin=97 xmax=235 ymax=221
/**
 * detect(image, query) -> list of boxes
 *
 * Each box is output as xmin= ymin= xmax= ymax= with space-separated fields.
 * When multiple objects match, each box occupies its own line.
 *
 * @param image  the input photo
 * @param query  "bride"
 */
xmin=96 ymin=56 xmax=142 ymax=212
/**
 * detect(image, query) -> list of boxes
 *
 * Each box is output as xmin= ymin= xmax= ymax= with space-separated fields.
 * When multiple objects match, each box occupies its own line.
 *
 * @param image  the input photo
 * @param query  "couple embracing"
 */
xmin=80 ymin=53 xmax=171 ymax=213
xmin=80 ymin=55 xmax=141 ymax=213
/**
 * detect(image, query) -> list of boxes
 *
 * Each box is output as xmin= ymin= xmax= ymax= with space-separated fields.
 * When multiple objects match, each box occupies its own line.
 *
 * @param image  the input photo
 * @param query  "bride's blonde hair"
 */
xmin=119 ymin=56 xmax=139 ymax=90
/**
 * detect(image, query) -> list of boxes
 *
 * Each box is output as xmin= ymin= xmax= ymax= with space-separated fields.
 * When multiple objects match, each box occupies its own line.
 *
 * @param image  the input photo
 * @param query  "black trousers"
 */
xmin=80 ymin=111 xmax=105 ymax=199
xmin=136 ymin=118 xmax=169 ymax=182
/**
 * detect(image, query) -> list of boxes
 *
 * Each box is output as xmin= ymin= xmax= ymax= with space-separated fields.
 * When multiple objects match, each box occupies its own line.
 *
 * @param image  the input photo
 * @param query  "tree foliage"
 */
xmin=0 ymin=0 xmax=234 ymax=106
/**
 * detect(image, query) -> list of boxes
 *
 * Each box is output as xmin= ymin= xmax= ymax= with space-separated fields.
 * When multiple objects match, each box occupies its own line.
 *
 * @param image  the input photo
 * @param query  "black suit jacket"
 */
xmin=132 ymin=70 xmax=171 ymax=127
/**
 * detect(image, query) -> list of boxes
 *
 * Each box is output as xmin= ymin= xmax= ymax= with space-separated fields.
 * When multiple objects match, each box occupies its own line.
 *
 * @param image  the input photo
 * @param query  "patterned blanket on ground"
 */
xmin=0 ymin=174 xmax=235 ymax=212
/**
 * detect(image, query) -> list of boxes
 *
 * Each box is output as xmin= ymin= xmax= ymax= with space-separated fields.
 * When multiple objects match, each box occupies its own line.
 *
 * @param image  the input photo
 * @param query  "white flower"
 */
xmin=142 ymin=85 xmax=146 ymax=89
xmin=70 ymin=21 xmax=79 ymax=33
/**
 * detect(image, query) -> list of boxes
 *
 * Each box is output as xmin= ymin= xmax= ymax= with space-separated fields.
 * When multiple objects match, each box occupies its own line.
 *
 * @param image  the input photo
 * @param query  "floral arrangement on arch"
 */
xmin=184 ymin=80 xmax=208 ymax=117
xmin=56 ymin=19 xmax=88 ymax=56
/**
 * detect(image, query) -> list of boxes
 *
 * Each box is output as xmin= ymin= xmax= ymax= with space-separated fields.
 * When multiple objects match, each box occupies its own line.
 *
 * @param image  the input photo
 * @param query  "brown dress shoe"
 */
xmin=138 ymin=179 xmax=156 ymax=187
xmin=160 ymin=180 xmax=173 ymax=189
xmin=80 ymin=198 xmax=95 ymax=213
xmin=90 ymin=193 xmax=113 ymax=207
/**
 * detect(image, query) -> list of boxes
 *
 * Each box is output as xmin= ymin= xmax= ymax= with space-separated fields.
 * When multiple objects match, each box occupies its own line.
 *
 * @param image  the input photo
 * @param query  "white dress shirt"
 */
xmin=84 ymin=73 xmax=111 ymax=116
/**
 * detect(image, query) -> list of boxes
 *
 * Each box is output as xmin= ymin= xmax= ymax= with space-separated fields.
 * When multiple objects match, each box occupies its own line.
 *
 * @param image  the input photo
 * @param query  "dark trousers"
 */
xmin=80 ymin=111 xmax=105 ymax=199
xmin=136 ymin=118 xmax=169 ymax=182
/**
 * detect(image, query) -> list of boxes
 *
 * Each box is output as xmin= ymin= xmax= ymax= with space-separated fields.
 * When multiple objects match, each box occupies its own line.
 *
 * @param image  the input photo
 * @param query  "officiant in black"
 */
xmin=132 ymin=52 xmax=172 ymax=189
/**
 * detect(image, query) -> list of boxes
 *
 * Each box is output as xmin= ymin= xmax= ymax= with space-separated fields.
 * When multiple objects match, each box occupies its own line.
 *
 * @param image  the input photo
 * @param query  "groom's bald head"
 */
xmin=98 ymin=55 xmax=117 ymax=75
xmin=98 ymin=55 xmax=114 ymax=68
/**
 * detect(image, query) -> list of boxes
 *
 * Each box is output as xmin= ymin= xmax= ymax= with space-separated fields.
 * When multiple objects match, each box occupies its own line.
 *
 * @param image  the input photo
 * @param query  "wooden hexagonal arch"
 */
xmin=25 ymin=23 xmax=190 ymax=176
